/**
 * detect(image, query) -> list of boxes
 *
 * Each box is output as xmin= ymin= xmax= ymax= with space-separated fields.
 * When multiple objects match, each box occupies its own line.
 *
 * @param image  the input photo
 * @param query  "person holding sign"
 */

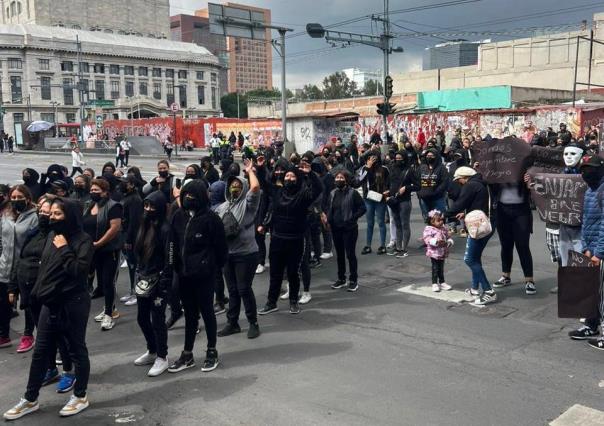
xmin=568 ymin=155 xmax=604 ymax=346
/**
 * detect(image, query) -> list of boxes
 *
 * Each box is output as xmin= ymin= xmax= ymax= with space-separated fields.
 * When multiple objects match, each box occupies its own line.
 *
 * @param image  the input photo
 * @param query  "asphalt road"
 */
xmin=0 ymin=151 xmax=602 ymax=426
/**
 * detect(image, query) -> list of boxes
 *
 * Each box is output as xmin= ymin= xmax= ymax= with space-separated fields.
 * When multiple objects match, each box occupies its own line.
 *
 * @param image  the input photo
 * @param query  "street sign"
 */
xmin=208 ymin=2 xmax=266 ymax=40
xmin=88 ymin=99 xmax=115 ymax=108
xmin=95 ymin=114 xmax=103 ymax=130
xmin=170 ymin=102 xmax=180 ymax=113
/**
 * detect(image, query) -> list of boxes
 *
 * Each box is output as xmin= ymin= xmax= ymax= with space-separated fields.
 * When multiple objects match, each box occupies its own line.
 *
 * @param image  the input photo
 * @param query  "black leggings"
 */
xmin=31 ymin=301 xmax=72 ymax=372
xmin=70 ymin=167 xmax=83 ymax=177
xmin=137 ymin=295 xmax=168 ymax=358
xmin=25 ymin=293 xmax=90 ymax=401
xmin=0 ymin=282 xmax=11 ymax=339
xmin=179 ymin=274 xmax=216 ymax=352
xmin=267 ymin=236 xmax=304 ymax=305
xmin=332 ymin=226 xmax=359 ymax=282
xmin=496 ymin=203 xmax=534 ymax=277
xmin=255 ymin=229 xmax=267 ymax=266
xmin=223 ymin=252 xmax=258 ymax=325
xmin=214 ymin=268 xmax=227 ymax=305
xmin=92 ymin=251 xmax=120 ymax=315
xmin=431 ymin=258 xmax=445 ymax=284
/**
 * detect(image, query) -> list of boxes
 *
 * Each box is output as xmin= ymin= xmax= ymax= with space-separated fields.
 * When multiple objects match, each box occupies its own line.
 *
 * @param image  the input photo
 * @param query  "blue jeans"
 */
xmin=365 ymin=199 xmax=387 ymax=247
xmin=464 ymin=232 xmax=493 ymax=292
xmin=419 ymin=197 xmax=447 ymax=219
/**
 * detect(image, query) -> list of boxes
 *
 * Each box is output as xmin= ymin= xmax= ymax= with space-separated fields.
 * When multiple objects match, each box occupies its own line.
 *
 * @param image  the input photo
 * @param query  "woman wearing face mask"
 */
xmin=22 ymin=168 xmax=42 ymax=201
xmin=0 ymin=186 xmax=38 ymax=349
xmin=358 ymin=153 xmax=390 ymax=255
xmin=4 ymin=198 xmax=94 ymax=420
xmin=168 ymin=180 xmax=228 ymax=374
xmin=216 ymin=159 xmax=261 ymax=339
xmin=132 ymin=191 xmax=173 ymax=377
xmin=126 ymin=166 xmax=147 ymax=199
xmin=325 ymin=170 xmax=366 ymax=292
xmin=119 ymin=176 xmax=144 ymax=306
xmin=83 ymin=179 xmax=123 ymax=331
xmin=70 ymin=175 xmax=91 ymax=211
xmin=417 ymin=148 xmax=449 ymax=220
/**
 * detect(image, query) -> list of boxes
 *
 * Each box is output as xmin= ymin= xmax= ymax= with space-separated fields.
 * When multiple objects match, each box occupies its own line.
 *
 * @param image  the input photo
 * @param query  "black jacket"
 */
xmin=446 ymin=174 xmax=490 ymax=218
xmin=203 ymin=167 xmax=220 ymax=185
xmin=417 ymin=151 xmax=449 ymax=201
xmin=388 ymin=161 xmax=419 ymax=202
xmin=31 ymin=199 xmax=94 ymax=306
xmin=10 ymin=227 xmax=49 ymax=305
xmin=122 ymin=190 xmax=144 ymax=246
xmin=328 ymin=185 xmax=366 ymax=229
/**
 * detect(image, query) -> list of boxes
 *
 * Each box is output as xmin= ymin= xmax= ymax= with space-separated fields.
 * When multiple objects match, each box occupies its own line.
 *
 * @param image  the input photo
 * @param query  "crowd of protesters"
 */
xmin=0 ymin=120 xmax=602 ymax=421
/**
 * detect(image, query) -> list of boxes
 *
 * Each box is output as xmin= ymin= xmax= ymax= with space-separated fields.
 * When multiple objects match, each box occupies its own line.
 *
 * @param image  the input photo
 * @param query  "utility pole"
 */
xmin=381 ymin=0 xmax=391 ymax=141
xmin=76 ymin=35 xmax=85 ymax=144
xmin=237 ymin=91 xmax=240 ymax=119
xmin=274 ymin=28 xmax=287 ymax=144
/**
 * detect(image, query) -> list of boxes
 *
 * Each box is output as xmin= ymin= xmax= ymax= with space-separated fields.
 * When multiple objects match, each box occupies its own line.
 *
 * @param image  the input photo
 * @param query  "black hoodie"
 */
xmin=30 ymin=198 xmax=94 ymax=305
xmin=388 ymin=155 xmax=420 ymax=202
xmin=446 ymin=174 xmax=490 ymax=218
xmin=417 ymin=149 xmax=449 ymax=201
xmin=23 ymin=168 xmax=42 ymax=201
xmin=122 ymin=186 xmax=144 ymax=246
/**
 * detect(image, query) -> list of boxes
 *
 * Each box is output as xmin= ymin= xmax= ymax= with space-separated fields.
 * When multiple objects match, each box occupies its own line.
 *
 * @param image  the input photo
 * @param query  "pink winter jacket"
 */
xmin=423 ymin=225 xmax=450 ymax=260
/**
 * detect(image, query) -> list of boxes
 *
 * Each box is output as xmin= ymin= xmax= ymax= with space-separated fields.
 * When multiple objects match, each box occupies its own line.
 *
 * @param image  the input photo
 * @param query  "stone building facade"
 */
xmin=0 ymin=24 xmax=221 ymax=137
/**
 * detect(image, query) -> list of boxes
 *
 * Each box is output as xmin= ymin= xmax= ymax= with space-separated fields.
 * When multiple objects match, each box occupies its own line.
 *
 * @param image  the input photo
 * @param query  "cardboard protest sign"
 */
xmin=529 ymin=173 xmax=587 ymax=226
xmin=567 ymin=250 xmax=594 ymax=267
xmin=558 ymin=266 xmax=601 ymax=318
xmin=530 ymin=146 xmax=564 ymax=174
xmin=472 ymin=137 xmax=532 ymax=184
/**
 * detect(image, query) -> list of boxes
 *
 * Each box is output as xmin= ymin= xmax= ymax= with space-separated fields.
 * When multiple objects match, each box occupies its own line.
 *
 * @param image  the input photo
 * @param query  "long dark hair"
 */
xmin=134 ymin=218 xmax=156 ymax=266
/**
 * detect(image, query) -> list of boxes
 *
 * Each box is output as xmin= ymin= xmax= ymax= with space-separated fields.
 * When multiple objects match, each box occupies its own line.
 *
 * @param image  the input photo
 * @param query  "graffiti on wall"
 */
xmin=480 ymin=108 xmax=581 ymax=141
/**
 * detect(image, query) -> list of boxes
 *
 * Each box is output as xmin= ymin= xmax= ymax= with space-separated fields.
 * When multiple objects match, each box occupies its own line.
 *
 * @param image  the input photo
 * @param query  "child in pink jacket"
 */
xmin=423 ymin=210 xmax=454 ymax=292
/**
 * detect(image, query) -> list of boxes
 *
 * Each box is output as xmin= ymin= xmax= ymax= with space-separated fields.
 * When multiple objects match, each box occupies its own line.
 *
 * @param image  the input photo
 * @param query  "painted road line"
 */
xmin=550 ymin=404 xmax=604 ymax=426
xmin=396 ymin=284 xmax=476 ymax=304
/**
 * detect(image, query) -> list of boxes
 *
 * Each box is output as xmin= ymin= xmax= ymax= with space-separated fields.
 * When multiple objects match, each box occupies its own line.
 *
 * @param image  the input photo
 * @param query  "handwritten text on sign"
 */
xmin=472 ymin=137 xmax=532 ymax=184
xmin=529 ymin=173 xmax=587 ymax=226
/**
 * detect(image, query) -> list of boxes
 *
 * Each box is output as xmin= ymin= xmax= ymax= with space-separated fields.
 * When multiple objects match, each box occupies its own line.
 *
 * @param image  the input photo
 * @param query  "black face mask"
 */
xmin=426 ymin=157 xmax=436 ymax=165
xmin=185 ymin=174 xmax=197 ymax=181
xmin=49 ymin=219 xmax=69 ymax=236
xmin=11 ymin=200 xmax=27 ymax=213
xmin=284 ymin=180 xmax=297 ymax=192
xmin=144 ymin=210 xmax=158 ymax=221
xmin=394 ymin=160 xmax=404 ymax=167
xmin=74 ymin=185 xmax=87 ymax=194
xmin=335 ymin=180 xmax=346 ymax=189
xmin=159 ymin=171 xmax=169 ymax=178
xmin=38 ymin=215 xmax=50 ymax=232
xmin=90 ymin=193 xmax=102 ymax=203
xmin=582 ymin=169 xmax=604 ymax=189
xmin=23 ymin=175 xmax=34 ymax=184
xmin=182 ymin=197 xmax=200 ymax=211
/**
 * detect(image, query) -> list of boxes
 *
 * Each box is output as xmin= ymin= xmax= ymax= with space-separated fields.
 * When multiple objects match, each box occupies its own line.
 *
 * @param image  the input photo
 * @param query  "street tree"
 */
xmin=363 ymin=80 xmax=383 ymax=96
xmin=321 ymin=72 xmax=357 ymax=99
xmin=220 ymin=92 xmax=248 ymax=118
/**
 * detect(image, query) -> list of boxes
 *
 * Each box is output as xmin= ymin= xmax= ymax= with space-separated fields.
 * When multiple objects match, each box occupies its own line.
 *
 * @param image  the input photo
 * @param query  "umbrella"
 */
xmin=26 ymin=121 xmax=54 ymax=132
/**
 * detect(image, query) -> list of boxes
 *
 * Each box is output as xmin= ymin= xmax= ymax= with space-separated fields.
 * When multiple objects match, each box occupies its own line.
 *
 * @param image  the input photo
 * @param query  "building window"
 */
xmin=79 ymin=62 xmax=89 ymax=73
xmin=139 ymin=82 xmax=148 ymax=96
xmin=211 ymin=72 xmax=217 ymax=83
xmin=138 ymin=66 xmax=148 ymax=77
xmin=197 ymin=85 xmax=205 ymax=105
xmin=211 ymin=87 xmax=216 ymax=109
xmin=125 ymin=81 xmax=134 ymax=97
xmin=196 ymin=71 xmax=204 ymax=80
xmin=63 ymin=78 xmax=74 ymax=105
xmin=153 ymin=82 xmax=161 ymax=100
xmin=80 ymin=78 xmax=89 ymax=93
xmin=124 ymin=65 xmax=134 ymax=76
xmin=13 ymin=113 xmax=24 ymax=124
xmin=61 ymin=61 xmax=73 ymax=72
xmin=152 ymin=68 xmax=161 ymax=77
xmin=110 ymin=81 xmax=119 ymax=99
xmin=66 ymin=113 xmax=76 ymax=123
xmin=95 ymin=80 xmax=105 ymax=100
xmin=178 ymin=70 xmax=187 ymax=79
xmin=8 ymin=58 xmax=22 ymax=69
xmin=109 ymin=64 xmax=120 ymax=75
xmin=167 ymin=83 xmax=174 ymax=106
xmin=179 ymin=85 xmax=187 ymax=108
xmin=11 ymin=76 xmax=22 ymax=103
xmin=165 ymin=69 xmax=174 ymax=79
xmin=39 ymin=59 xmax=50 ymax=70
xmin=41 ymin=113 xmax=55 ymax=123
xmin=94 ymin=63 xmax=105 ymax=74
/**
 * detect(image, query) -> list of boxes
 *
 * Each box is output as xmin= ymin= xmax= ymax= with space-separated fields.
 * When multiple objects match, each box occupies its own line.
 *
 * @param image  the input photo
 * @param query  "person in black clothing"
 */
xmin=22 ymin=168 xmax=42 ymax=201
xmin=132 ymin=191 xmax=173 ymax=377
xmin=358 ymin=152 xmax=390 ymax=255
xmin=258 ymin=161 xmax=322 ymax=315
xmin=237 ymin=132 xmax=245 ymax=149
xmin=209 ymin=180 xmax=229 ymax=313
xmin=168 ymin=180 xmax=227 ymax=374
xmin=119 ymin=176 xmax=144 ymax=306
xmin=200 ymin=157 xmax=219 ymax=184
xmin=126 ymin=167 xmax=147 ymax=199
xmin=4 ymin=198 xmax=94 ymax=420
xmin=417 ymin=148 xmax=449 ymax=219
xmin=228 ymin=132 xmax=237 ymax=148
xmin=83 ymin=179 xmax=123 ymax=331
xmin=70 ymin=175 xmax=91 ymax=212
xmin=143 ymin=160 xmax=175 ymax=202
xmin=558 ymin=123 xmax=572 ymax=146
xmin=325 ymin=170 xmax=366 ymax=292
xmin=40 ymin=164 xmax=66 ymax=195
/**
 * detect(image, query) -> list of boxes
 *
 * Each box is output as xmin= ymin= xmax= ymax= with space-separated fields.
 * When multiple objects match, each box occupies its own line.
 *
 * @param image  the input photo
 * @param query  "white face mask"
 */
xmin=563 ymin=147 xmax=583 ymax=167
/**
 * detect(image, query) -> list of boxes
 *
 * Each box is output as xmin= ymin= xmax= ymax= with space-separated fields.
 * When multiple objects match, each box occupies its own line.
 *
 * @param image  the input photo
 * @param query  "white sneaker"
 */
xmin=299 ymin=292 xmax=312 ymax=305
xmin=280 ymin=285 xmax=290 ymax=300
xmin=432 ymin=284 xmax=441 ymax=292
xmin=100 ymin=314 xmax=115 ymax=331
xmin=3 ymin=398 xmax=39 ymax=420
xmin=119 ymin=294 xmax=132 ymax=303
xmin=59 ymin=395 xmax=89 ymax=417
xmin=120 ymin=260 xmax=128 ymax=268
xmin=148 ymin=357 xmax=169 ymax=377
xmin=134 ymin=351 xmax=156 ymax=366
xmin=94 ymin=310 xmax=105 ymax=322
xmin=440 ymin=283 xmax=452 ymax=291
xmin=320 ymin=252 xmax=333 ymax=260
xmin=255 ymin=264 xmax=265 ymax=274
xmin=124 ymin=295 xmax=137 ymax=306
xmin=386 ymin=241 xmax=396 ymax=249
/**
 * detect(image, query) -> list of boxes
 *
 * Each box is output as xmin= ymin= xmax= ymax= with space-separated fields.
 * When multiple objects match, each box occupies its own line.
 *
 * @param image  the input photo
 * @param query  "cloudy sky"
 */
xmin=170 ymin=0 xmax=603 ymax=89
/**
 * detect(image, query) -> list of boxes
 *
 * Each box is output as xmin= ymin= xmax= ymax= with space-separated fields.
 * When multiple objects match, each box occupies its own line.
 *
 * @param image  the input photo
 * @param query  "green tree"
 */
xmin=321 ymin=72 xmax=357 ymax=99
xmin=363 ymin=80 xmax=383 ymax=96
xmin=299 ymin=84 xmax=323 ymax=100
xmin=220 ymin=92 xmax=248 ymax=118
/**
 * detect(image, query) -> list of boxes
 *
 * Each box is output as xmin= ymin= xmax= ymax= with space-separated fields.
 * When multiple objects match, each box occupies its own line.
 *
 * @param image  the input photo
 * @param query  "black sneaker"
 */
xmin=201 ymin=349 xmax=219 ymax=372
xmin=377 ymin=246 xmax=387 ymax=255
xmin=347 ymin=281 xmax=359 ymax=292
xmin=166 ymin=312 xmax=182 ymax=330
xmin=331 ymin=280 xmax=347 ymax=289
xmin=470 ymin=290 xmax=497 ymax=306
xmin=309 ymin=259 xmax=322 ymax=269
xmin=568 ymin=326 xmax=599 ymax=340
xmin=588 ymin=338 xmax=604 ymax=351
xmin=168 ymin=352 xmax=195 ymax=373
xmin=289 ymin=302 xmax=301 ymax=314
xmin=361 ymin=246 xmax=372 ymax=255
xmin=258 ymin=303 xmax=278 ymax=315
xmin=396 ymin=250 xmax=409 ymax=259
xmin=217 ymin=322 xmax=241 ymax=337
xmin=525 ymin=281 xmax=536 ymax=295
xmin=213 ymin=302 xmax=226 ymax=315
xmin=492 ymin=277 xmax=511 ymax=288
xmin=247 ymin=322 xmax=260 ymax=339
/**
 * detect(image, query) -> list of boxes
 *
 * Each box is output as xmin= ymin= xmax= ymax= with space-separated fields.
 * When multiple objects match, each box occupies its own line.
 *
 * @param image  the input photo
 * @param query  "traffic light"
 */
xmin=385 ymin=75 xmax=393 ymax=99
xmin=376 ymin=102 xmax=397 ymax=116
xmin=377 ymin=102 xmax=385 ymax=115
xmin=387 ymin=102 xmax=397 ymax=115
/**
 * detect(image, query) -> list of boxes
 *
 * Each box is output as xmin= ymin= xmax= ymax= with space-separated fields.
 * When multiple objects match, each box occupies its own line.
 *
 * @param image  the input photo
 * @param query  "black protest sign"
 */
xmin=472 ymin=137 xmax=532 ymax=184
xmin=530 ymin=146 xmax=564 ymax=174
xmin=558 ymin=266 xmax=601 ymax=318
xmin=529 ymin=173 xmax=587 ymax=226
xmin=567 ymin=250 xmax=593 ymax=267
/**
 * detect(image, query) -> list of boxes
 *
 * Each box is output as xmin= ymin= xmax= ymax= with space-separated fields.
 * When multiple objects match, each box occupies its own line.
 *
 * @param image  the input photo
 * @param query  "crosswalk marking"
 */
xmin=550 ymin=404 xmax=604 ymax=426
xmin=396 ymin=284 xmax=476 ymax=303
